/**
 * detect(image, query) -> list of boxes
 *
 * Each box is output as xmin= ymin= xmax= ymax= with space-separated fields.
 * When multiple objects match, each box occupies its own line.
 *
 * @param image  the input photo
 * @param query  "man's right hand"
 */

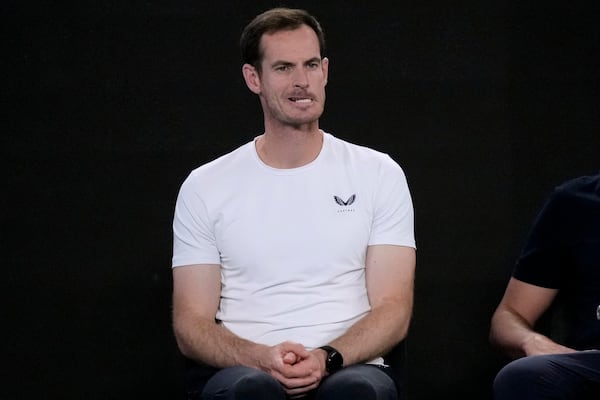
xmin=261 ymin=341 xmax=325 ymax=397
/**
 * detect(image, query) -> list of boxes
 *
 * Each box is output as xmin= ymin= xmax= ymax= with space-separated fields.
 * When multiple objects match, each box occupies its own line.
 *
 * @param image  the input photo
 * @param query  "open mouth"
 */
xmin=289 ymin=97 xmax=313 ymax=103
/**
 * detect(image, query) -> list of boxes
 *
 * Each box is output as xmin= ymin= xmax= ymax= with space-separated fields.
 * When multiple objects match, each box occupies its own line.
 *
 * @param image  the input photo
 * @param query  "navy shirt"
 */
xmin=513 ymin=173 xmax=600 ymax=350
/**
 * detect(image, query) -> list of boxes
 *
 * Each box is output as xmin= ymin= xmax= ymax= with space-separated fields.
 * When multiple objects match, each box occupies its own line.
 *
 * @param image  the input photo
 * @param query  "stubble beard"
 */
xmin=265 ymin=96 xmax=325 ymax=130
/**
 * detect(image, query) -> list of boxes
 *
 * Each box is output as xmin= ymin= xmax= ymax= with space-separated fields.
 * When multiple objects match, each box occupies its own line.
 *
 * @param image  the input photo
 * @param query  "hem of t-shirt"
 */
xmin=172 ymin=259 xmax=220 ymax=268
xmin=367 ymin=240 xmax=416 ymax=250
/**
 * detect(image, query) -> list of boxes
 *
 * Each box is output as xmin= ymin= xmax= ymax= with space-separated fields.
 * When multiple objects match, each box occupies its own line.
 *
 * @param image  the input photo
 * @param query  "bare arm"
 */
xmin=323 ymin=245 xmax=416 ymax=366
xmin=489 ymin=277 xmax=575 ymax=358
xmin=172 ymin=264 xmax=320 ymax=395
xmin=172 ymin=264 xmax=262 ymax=367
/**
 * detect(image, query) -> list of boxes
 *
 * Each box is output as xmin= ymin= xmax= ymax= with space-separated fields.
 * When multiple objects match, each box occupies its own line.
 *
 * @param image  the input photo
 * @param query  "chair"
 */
xmin=384 ymin=339 xmax=408 ymax=399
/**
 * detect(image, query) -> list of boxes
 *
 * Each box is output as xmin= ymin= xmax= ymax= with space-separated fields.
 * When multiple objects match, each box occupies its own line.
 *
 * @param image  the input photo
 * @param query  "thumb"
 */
xmin=283 ymin=351 xmax=298 ymax=364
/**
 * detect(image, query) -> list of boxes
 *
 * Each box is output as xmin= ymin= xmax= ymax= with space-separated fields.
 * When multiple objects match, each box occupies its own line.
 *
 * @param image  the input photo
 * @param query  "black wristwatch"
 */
xmin=319 ymin=345 xmax=344 ymax=373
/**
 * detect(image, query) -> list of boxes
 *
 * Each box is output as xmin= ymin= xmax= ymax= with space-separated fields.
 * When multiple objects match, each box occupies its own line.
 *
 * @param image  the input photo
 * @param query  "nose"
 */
xmin=293 ymin=68 xmax=309 ymax=88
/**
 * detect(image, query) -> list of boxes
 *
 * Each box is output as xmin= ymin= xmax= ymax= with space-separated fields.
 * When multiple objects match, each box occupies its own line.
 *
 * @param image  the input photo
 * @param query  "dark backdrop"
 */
xmin=4 ymin=1 xmax=598 ymax=399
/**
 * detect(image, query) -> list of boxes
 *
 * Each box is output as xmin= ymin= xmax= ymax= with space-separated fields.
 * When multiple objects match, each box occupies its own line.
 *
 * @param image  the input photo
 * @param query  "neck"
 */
xmin=256 ymin=126 xmax=323 ymax=169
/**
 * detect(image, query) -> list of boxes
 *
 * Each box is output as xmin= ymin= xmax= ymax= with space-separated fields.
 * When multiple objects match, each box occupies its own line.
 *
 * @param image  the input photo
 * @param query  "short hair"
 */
xmin=240 ymin=7 xmax=326 ymax=72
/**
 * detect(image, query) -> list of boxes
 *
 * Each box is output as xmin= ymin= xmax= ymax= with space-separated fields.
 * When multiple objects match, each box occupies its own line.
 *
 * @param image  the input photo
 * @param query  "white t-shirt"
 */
xmin=172 ymin=132 xmax=415 ymax=350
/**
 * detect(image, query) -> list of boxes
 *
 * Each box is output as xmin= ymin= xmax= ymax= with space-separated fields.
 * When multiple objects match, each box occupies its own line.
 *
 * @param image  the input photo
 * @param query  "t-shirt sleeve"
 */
xmin=513 ymin=188 xmax=569 ymax=288
xmin=368 ymin=155 xmax=416 ymax=249
xmin=172 ymin=174 xmax=221 ymax=268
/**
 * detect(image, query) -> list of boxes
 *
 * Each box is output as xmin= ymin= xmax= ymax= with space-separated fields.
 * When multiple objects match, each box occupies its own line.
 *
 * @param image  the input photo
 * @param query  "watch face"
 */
xmin=327 ymin=349 xmax=343 ymax=372
xmin=319 ymin=345 xmax=344 ymax=373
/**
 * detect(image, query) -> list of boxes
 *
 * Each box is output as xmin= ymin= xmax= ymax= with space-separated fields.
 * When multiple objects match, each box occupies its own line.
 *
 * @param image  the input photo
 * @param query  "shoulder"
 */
xmin=324 ymin=132 xmax=401 ymax=170
xmin=546 ymin=172 xmax=600 ymax=210
xmin=554 ymin=172 xmax=600 ymax=197
xmin=184 ymin=141 xmax=255 ymax=183
xmin=175 ymin=141 xmax=255 ymax=202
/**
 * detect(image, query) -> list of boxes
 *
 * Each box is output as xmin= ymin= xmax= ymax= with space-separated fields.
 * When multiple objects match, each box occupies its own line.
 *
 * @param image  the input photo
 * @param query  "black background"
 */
xmin=4 ymin=1 xmax=599 ymax=399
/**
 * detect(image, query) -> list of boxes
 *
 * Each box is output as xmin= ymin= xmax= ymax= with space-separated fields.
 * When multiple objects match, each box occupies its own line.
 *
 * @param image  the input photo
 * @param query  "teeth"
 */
xmin=294 ymin=98 xmax=311 ymax=103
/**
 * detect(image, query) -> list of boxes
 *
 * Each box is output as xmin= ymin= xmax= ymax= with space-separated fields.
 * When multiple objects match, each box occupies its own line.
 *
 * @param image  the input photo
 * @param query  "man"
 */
xmin=171 ymin=7 xmax=416 ymax=400
xmin=489 ymin=172 xmax=600 ymax=399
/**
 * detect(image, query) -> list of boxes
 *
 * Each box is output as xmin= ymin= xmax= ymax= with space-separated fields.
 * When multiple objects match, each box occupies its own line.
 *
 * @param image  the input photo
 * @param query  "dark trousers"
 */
xmin=493 ymin=350 xmax=600 ymax=400
xmin=185 ymin=361 xmax=401 ymax=400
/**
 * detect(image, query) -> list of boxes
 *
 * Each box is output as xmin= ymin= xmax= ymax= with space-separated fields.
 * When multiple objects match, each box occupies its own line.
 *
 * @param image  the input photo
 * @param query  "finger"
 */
xmin=284 ymin=381 xmax=319 ymax=397
xmin=283 ymin=351 xmax=298 ymax=364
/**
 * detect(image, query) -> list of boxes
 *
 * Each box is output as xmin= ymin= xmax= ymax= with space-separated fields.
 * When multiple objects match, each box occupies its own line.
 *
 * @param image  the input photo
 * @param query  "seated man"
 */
xmin=170 ymin=7 xmax=416 ymax=400
xmin=489 ymin=172 xmax=600 ymax=399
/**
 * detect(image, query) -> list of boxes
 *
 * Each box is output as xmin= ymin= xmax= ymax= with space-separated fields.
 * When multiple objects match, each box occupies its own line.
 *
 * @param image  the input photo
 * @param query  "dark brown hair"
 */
xmin=240 ymin=7 xmax=326 ymax=72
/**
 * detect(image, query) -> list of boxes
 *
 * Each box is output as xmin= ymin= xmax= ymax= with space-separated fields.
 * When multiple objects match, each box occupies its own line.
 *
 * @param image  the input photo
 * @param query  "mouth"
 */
xmin=288 ymin=96 xmax=313 ymax=104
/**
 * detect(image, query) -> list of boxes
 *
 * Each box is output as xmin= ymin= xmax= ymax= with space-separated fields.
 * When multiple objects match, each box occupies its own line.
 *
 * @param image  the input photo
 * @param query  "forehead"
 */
xmin=260 ymin=25 xmax=321 ymax=62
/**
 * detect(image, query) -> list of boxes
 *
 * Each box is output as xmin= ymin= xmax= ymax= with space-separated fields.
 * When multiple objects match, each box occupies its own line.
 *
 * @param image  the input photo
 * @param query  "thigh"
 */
xmin=315 ymin=364 xmax=398 ymax=400
xmin=494 ymin=351 xmax=600 ymax=400
xmin=187 ymin=364 xmax=286 ymax=400
xmin=573 ymin=350 xmax=600 ymax=383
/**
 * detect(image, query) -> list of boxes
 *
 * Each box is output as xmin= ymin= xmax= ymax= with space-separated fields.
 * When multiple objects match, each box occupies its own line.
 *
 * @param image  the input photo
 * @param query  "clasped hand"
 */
xmin=260 ymin=341 xmax=326 ymax=397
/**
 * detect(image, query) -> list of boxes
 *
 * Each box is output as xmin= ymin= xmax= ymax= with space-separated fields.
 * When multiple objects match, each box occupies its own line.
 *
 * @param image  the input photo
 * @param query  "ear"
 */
xmin=242 ymin=63 xmax=261 ymax=94
xmin=321 ymin=57 xmax=329 ymax=86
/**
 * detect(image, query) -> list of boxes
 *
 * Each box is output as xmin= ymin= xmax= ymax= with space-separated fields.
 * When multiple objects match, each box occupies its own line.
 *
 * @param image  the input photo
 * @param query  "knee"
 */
xmin=319 ymin=368 xmax=396 ymax=400
xmin=232 ymin=368 xmax=284 ymax=398
xmin=322 ymin=375 xmax=377 ymax=397
xmin=493 ymin=356 xmax=551 ymax=399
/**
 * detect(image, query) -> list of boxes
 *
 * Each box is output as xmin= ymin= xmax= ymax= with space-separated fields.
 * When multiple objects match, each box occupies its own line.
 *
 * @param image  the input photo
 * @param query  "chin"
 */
xmin=286 ymin=111 xmax=323 ymax=125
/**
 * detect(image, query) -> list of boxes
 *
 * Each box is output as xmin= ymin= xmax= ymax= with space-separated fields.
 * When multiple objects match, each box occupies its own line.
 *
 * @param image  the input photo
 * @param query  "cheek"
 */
xmin=311 ymin=74 xmax=327 ymax=89
xmin=263 ymin=81 xmax=286 ymax=97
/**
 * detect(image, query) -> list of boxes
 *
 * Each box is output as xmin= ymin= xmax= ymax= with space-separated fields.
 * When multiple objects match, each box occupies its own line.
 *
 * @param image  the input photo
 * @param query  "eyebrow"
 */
xmin=304 ymin=57 xmax=322 ymax=65
xmin=271 ymin=57 xmax=322 ymax=67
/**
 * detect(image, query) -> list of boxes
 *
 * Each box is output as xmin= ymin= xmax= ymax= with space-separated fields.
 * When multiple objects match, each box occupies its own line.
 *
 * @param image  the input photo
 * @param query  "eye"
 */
xmin=275 ymin=65 xmax=291 ymax=72
xmin=307 ymin=62 xmax=320 ymax=69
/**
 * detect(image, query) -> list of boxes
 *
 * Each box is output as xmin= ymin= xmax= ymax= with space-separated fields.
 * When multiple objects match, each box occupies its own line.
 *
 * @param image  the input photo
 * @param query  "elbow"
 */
xmin=488 ymin=311 xmax=503 ymax=348
xmin=396 ymin=320 xmax=411 ymax=343
xmin=489 ymin=327 xmax=501 ymax=349
xmin=391 ymin=308 xmax=412 ymax=346
xmin=174 ymin=334 xmax=193 ymax=359
xmin=172 ymin=319 xmax=195 ymax=360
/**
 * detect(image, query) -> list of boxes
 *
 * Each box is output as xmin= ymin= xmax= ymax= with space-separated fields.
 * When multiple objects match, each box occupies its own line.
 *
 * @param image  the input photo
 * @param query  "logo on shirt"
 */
xmin=334 ymin=194 xmax=356 ymax=213
xmin=334 ymin=194 xmax=356 ymax=206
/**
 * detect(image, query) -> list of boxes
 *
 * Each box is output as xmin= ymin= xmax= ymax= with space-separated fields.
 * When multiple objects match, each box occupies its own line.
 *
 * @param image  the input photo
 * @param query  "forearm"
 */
xmin=490 ymin=308 xmax=536 ymax=358
xmin=329 ymin=244 xmax=415 ymax=366
xmin=489 ymin=308 xmax=571 ymax=358
xmin=174 ymin=316 xmax=267 ymax=368
xmin=489 ymin=279 xmax=574 ymax=358
xmin=329 ymin=301 xmax=411 ymax=366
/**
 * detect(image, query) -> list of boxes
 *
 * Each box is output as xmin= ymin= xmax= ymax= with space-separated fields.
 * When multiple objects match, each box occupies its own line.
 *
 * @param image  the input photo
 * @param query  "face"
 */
xmin=243 ymin=25 xmax=329 ymax=130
